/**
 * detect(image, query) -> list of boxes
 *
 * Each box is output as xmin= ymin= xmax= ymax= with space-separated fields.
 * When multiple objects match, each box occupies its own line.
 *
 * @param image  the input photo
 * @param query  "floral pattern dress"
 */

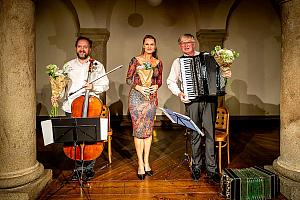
xmin=126 ymin=57 xmax=163 ymax=139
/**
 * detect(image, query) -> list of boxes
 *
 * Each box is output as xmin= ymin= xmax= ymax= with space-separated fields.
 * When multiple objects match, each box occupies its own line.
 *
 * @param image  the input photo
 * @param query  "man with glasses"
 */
xmin=167 ymin=34 xmax=220 ymax=183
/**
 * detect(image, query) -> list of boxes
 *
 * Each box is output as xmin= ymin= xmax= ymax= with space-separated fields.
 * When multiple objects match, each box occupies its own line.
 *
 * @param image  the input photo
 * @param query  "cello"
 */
xmin=63 ymin=58 xmax=105 ymax=161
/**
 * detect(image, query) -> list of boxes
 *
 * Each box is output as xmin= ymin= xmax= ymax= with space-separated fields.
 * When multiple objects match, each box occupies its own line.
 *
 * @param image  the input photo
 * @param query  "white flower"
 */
xmin=46 ymin=64 xmax=70 ymax=117
xmin=137 ymin=65 xmax=144 ymax=70
xmin=211 ymin=46 xmax=239 ymax=65
xmin=211 ymin=46 xmax=239 ymax=80
xmin=55 ymin=70 xmax=64 ymax=76
xmin=224 ymin=49 xmax=234 ymax=57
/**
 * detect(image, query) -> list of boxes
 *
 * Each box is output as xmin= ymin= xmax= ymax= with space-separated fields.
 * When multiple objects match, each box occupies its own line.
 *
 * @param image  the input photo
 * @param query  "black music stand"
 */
xmin=51 ymin=117 xmax=102 ymax=144
xmin=50 ymin=117 xmax=102 ymax=194
xmin=159 ymin=108 xmax=203 ymax=174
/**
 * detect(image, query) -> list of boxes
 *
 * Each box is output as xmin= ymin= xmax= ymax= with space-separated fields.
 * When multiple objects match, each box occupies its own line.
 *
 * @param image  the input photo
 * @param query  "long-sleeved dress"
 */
xmin=126 ymin=57 xmax=163 ymax=139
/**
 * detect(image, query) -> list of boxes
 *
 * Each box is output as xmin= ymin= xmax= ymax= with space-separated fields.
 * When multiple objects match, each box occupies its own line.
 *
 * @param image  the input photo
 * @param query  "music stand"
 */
xmin=42 ymin=117 xmax=104 ymax=195
xmin=51 ymin=117 xmax=102 ymax=144
xmin=159 ymin=107 xmax=204 ymax=175
xmin=159 ymin=107 xmax=203 ymax=136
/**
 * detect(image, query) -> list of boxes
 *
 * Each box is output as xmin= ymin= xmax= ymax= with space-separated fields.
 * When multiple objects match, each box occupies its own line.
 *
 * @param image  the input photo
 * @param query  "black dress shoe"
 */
xmin=137 ymin=173 xmax=145 ymax=180
xmin=191 ymin=167 xmax=201 ymax=181
xmin=145 ymin=170 xmax=153 ymax=176
xmin=207 ymin=172 xmax=220 ymax=184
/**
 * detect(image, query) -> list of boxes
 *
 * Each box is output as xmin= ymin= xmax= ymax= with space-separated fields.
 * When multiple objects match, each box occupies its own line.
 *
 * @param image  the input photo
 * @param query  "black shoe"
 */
xmin=85 ymin=169 xmax=95 ymax=180
xmin=191 ymin=167 xmax=201 ymax=181
xmin=137 ymin=173 xmax=145 ymax=180
xmin=145 ymin=170 xmax=153 ymax=176
xmin=207 ymin=172 xmax=220 ymax=184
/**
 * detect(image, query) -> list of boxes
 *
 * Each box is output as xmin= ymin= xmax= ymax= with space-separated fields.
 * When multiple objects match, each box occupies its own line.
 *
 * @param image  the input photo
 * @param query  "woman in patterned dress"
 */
xmin=126 ymin=35 xmax=163 ymax=180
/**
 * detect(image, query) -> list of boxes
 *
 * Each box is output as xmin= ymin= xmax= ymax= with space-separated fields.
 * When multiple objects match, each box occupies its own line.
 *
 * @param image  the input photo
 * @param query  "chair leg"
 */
xmin=218 ymin=142 xmax=222 ymax=174
xmin=227 ymin=139 xmax=230 ymax=164
xmin=108 ymin=135 xmax=112 ymax=164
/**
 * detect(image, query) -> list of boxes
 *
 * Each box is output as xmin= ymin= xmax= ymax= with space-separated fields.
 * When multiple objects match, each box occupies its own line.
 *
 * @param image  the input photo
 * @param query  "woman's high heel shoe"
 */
xmin=137 ymin=173 xmax=145 ymax=180
xmin=137 ymin=166 xmax=145 ymax=180
xmin=145 ymin=165 xmax=154 ymax=176
xmin=145 ymin=170 xmax=153 ymax=176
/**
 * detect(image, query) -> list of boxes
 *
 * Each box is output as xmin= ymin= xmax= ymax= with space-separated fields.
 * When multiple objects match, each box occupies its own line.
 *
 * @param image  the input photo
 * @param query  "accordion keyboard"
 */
xmin=180 ymin=57 xmax=198 ymax=100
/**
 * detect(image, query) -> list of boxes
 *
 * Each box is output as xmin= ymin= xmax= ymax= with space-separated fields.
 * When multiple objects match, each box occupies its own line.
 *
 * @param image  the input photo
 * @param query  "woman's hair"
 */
xmin=141 ymin=34 xmax=158 ymax=59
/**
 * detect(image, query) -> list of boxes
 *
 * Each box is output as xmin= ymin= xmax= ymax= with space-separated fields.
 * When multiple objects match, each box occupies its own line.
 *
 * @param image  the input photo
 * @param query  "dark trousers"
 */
xmin=185 ymin=97 xmax=218 ymax=173
xmin=65 ymin=112 xmax=95 ymax=172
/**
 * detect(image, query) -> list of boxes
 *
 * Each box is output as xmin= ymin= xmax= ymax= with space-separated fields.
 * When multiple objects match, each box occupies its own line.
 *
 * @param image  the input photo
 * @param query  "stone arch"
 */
xmin=197 ymin=0 xmax=236 ymax=29
xmin=36 ymin=0 xmax=81 ymax=116
xmin=69 ymin=0 xmax=117 ymax=29
xmin=225 ymin=0 xmax=242 ymax=30
xmin=62 ymin=0 xmax=80 ymax=30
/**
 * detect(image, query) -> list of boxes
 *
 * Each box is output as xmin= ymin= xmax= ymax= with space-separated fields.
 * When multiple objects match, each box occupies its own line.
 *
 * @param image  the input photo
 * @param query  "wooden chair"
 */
xmin=100 ymin=104 xmax=113 ymax=164
xmin=215 ymin=107 xmax=230 ymax=174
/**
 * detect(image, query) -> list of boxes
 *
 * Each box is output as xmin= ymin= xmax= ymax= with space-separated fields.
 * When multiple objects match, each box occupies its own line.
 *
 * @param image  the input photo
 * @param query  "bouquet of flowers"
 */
xmin=211 ymin=45 xmax=239 ymax=78
xmin=136 ymin=61 xmax=154 ymax=100
xmin=46 ymin=64 xmax=69 ymax=117
xmin=136 ymin=61 xmax=153 ymax=87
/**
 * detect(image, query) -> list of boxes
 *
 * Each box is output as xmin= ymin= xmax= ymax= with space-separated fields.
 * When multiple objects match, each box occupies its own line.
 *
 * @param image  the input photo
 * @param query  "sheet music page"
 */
xmin=189 ymin=120 xmax=204 ymax=136
xmin=158 ymin=107 xmax=176 ymax=123
xmin=173 ymin=111 xmax=204 ymax=136
xmin=173 ymin=111 xmax=191 ymax=120
xmin=100 ymin=118 xmax=108 ymax=140
xmin=41 ymin=120 xmax=54 ymax=146
xmin=160 ymin=107 xmax=204 ymax=136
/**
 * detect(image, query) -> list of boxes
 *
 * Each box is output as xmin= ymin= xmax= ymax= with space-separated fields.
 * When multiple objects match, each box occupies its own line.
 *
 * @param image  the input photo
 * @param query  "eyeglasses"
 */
xmin=179 ymin=41 xmax=195 ymax=46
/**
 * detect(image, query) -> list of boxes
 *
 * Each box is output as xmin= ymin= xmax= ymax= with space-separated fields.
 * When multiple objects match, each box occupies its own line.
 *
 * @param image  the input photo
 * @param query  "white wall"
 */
xmin=36 ymin=0 xmax=78 ymax=115
xmin=35 ymin=0 xmax=281 ymax=117
xmin=106 ymin=0 xmax=197 ymax=116
xmin=224 ymin=0 xmax=281 ymax=115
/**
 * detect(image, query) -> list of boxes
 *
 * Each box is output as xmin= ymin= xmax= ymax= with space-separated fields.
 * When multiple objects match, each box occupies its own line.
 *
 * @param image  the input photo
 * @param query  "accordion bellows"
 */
xmin=221 ymin=166 xmax=280 ymax=200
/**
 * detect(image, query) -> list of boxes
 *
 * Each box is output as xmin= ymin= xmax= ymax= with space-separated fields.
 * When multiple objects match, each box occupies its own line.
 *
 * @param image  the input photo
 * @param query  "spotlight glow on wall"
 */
xmin=147 ymin=0 xmax=162 ymax=7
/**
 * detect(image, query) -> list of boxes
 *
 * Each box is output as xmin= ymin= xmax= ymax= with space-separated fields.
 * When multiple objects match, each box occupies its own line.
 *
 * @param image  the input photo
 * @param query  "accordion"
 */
xmin=221 ymin=166 xmax=280 ymax=200
xmin=179 ymin=52 xmax=225 ymax=101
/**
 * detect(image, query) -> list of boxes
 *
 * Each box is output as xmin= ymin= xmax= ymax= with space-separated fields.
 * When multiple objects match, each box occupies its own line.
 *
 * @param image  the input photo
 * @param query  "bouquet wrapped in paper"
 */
xmin=46 ymin=64 xmax=69 ymax=117
xmin=137 ymin=62 xmax=153 ymax=87
xmin=136 ymin=62 xmax=154 ymax=100
xmin=211 ymin=45 xmax=239 ymax=78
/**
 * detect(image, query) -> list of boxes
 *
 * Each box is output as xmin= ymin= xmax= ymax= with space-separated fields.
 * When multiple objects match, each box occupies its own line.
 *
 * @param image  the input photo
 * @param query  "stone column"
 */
xmin=0 ymin=0 xmax=51 ymax=199
xmin=79 ymin=28 xmax=110 ymax=104
xmin=196 ymin=29 xmax=227 ymax=107
xmin=272 ymin=0 xmax=300 ymax=199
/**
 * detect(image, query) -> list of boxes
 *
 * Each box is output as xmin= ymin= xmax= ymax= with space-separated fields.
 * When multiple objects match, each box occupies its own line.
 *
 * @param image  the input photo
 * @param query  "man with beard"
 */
xmin=62 ymin=36 xmax=109 ymax=180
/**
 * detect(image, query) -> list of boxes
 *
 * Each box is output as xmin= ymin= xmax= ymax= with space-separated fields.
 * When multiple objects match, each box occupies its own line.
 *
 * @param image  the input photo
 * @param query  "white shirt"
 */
xmin=167 ymin=51 xmax=200 ymax=96
xmin=61 ymin=57 xmax=109 ymax=113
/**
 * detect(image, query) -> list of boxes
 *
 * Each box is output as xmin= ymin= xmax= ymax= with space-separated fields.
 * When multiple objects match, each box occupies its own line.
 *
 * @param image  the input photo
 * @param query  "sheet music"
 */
xmin=189 ymin=120 xmax=204 ymax=136
xmin=159 ymin=107 xmax=176 ymax=123
xmin=41 ymin=120 xmax=54 ymax=146
xmin=100 ymin=118 xmax=108 ymax=140
xmin=159 ymin=107 xmax=204 ymax=136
